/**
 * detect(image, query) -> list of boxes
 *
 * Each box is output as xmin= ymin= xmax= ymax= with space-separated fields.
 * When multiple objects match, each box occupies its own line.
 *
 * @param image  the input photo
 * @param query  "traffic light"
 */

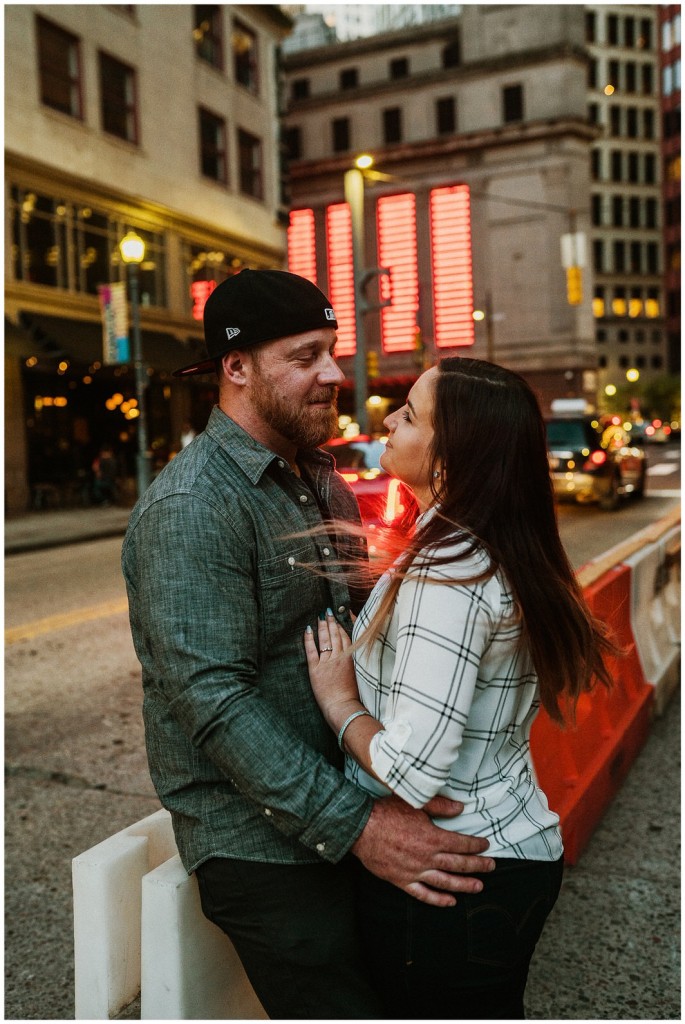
xmin=366 ymin=351 xmax=380 ymax=379
xmin=566 ymin=266 xmax=583 ymax=305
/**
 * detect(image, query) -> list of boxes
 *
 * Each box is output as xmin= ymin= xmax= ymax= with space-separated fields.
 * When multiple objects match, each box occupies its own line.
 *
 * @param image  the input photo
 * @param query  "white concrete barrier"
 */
xmin=73 ymin=808 xmax=266 ymax=1020
xmin=72 ymin=808 xmax=177 ymax=1019
xmin=141 ymin=855 xmax=266 ymax=1020
xmin=624 ymin=518 xmax=681 ymax=715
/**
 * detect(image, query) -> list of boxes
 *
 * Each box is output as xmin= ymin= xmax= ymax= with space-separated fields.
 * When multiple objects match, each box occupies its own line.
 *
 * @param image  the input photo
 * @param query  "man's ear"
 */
xmin=222 ymin=350 xmax=249 ymax=385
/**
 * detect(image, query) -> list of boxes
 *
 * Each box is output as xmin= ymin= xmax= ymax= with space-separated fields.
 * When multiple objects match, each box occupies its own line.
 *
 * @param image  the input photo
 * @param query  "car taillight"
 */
xmin=383 ymin=478 xmax=405 ymax=523
xmin=583 ymin=450 xmax=607 ymax=470
xmin=340 ymin=472 xmax=359 ymax=483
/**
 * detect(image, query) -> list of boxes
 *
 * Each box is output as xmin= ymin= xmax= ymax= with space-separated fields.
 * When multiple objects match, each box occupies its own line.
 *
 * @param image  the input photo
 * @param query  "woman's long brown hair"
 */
xmin=360 ymin=357 xmax=616 ymax=725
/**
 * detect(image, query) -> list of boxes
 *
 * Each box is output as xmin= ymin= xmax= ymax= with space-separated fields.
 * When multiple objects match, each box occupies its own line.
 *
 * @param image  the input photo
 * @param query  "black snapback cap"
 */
xmin=174 ymin=269 xmax=338 ymax=377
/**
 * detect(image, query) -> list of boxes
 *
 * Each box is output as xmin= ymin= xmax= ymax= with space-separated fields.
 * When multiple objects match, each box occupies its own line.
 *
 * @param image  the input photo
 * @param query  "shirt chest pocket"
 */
xmin=257 ymin=541 xmax=332 ymax=646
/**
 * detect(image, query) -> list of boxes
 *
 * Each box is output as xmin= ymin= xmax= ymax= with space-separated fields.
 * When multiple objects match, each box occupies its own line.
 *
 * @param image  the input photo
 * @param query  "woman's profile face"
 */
xmin=380 ymin=366 xmax=438 ymax=511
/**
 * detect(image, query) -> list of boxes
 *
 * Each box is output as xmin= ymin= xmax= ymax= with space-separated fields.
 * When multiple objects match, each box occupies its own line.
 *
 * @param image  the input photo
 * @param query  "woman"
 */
xmin=304 ymin=357 xmax=615 ymax=1020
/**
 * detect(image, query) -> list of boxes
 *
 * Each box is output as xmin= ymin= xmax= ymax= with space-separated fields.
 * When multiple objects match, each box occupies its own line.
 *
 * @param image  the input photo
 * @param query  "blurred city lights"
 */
xmin=604 ymin=384 xmax=617 ymax=396
xmin=355 ymin=153 xmax=374 ymax=170
xmin=626 ymin=368 xmax=640 ymax=382
xmin=472 ymin=309 xmax=485 ymax=321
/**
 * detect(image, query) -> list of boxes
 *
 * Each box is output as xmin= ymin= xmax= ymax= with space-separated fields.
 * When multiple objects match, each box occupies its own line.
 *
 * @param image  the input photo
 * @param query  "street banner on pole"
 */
xmin=98 ymin=282 xmax=131 ymax=364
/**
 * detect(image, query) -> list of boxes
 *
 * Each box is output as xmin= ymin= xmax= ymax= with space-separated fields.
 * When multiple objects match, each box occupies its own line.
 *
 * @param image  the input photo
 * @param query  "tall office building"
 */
xmin=658 ymin=5 xmax=681 ymax=377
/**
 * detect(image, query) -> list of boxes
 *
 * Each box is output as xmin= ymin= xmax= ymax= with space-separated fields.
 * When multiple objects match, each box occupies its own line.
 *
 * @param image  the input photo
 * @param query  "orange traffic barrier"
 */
xmin=530 ymin=563 xmax=654 ymax=865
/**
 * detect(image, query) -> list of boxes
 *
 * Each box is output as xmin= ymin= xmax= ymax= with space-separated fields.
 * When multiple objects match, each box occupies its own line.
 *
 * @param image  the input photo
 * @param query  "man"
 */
xmin=122 ymin=270 xmax=494 ymax=1019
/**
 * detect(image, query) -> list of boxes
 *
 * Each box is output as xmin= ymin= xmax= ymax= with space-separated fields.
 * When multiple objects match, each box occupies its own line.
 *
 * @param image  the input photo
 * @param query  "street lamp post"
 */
xmin=119 ymin=230 xmax=151 ymax=499
xmin=344 ymin=164 xmax=369 ymax=435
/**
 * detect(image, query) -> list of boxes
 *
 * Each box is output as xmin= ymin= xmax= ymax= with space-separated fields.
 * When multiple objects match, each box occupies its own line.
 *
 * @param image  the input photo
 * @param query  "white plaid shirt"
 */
xmin=350 ymin=516 xmax=563 ymax=860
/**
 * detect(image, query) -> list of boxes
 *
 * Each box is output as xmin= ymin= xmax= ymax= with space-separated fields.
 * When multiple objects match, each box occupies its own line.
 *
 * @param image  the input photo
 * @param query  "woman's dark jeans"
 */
xmin=356 ymin=855 xmax=564 ymax=1020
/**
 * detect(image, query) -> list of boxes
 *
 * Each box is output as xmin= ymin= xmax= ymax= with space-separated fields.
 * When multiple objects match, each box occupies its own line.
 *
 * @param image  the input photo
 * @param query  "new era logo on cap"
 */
xmin=325 ymin=308 xmax=336 ymax=321
xmin=225 ymin=327 xmax=241 ymax=341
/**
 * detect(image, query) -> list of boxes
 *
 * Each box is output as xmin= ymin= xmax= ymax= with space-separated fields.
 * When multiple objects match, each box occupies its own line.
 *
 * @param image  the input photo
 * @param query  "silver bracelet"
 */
xmin=337 ymin=709 xmax=372 ymax=751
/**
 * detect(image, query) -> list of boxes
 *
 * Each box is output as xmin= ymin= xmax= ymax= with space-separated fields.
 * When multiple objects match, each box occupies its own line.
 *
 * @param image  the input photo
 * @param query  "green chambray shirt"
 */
xmin=122 ymin=405 xmax=374 ymax=873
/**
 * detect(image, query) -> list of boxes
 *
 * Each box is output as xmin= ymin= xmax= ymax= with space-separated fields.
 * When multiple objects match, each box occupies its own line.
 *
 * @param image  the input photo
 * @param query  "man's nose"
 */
xmin=318 ymin=355 xmax=345 ymax=385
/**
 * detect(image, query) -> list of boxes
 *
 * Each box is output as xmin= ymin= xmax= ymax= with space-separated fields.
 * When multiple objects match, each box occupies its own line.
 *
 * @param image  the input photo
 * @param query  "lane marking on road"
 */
xmin=5 ymin=597 xmax=129 ymax=645
xmin=647 ymin=489 xmax=681 ymax=498
xmin=647 ymin=464 xmax=678 ymax=476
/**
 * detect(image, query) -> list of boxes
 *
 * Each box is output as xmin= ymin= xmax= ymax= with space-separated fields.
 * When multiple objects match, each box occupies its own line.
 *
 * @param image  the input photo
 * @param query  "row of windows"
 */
xmin=585 ymin=11 xmax=654 ymax=50
xmin=597 ymin=354 xmax=664 ymax=370
xmin=287 ymin=84 xmax=523 ymax=159
xmin=593 ymin=286 xmax=661 ymax=320
xmin=591 ymin=149 xmax=658 ymax=185
xmin=591 ymin=194 xmax=659 ymax=229
xmin=289 ymin=37 xmax=461 ymax=101
xmin=593 ymin=239 xmax=661 ymax=275
xmin=661 ymin=12 xmax=682 ymax=53
xmin=589 ymin=103 xmax=656 ymax=140
xmin=588 ymin=58 xmax=655 ymax=94
xmin=36 ymin=15 xmax=265 ymax=200
xmin=8 ymin=185 xmax=256 ymax=315
xmin=597 ymin=327 xmax=663 ymax=345
xmin=192 ymin=6 xmax=259 ymax=92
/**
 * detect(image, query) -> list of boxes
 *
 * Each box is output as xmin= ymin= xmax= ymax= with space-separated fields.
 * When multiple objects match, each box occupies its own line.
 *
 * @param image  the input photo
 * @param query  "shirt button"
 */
xmin=316 ymin=842 xmax=326 ymax=853
xmin=264 ymin=808 xmax=272 ymax=817
xmin=277 ymin=460 xmax=285 ymax=469
xmin=299 ymin=494 xmax=308 ymax=503
xmin=338 ymin=605 xmax=346 ymax=614
xmin=288 ymin=556 xmax=296 ymax=565
xmin=322 ymin=547 xmax=330 ymax=556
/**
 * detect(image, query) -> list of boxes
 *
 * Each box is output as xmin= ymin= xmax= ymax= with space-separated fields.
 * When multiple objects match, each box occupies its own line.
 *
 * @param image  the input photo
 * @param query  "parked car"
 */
xmin=323 ymin=435 xmax=406 ymax=526
xmin=546 ymin=413 xmax=647 ymax=511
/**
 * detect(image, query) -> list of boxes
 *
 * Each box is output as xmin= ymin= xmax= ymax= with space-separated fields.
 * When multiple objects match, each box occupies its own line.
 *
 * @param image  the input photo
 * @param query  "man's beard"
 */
xmin=250 ymin=370 xmax=339 ymax=450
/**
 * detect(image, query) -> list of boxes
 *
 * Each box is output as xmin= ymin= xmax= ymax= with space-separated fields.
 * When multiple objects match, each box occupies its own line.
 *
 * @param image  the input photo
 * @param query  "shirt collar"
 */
xmin=205 ymin=405 xmax=334 ymax=485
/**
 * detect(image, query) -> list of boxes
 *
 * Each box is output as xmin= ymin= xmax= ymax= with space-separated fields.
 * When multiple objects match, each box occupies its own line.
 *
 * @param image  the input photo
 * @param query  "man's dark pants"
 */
xmin=196 ymin=856 xmax=384 ymax=1019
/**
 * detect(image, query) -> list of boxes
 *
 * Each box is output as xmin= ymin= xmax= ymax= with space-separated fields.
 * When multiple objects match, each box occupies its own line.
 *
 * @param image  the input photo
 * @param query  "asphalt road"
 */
xmin=4 ymin=469 xmax=681 ymax=1021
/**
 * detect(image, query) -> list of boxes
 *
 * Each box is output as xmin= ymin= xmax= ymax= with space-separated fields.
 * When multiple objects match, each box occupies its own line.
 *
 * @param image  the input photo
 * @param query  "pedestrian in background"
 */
xmin=122 ymin=271 xmax=494 ymax=1020
xmin=305 ymin=357 xmax=617 ymax=1019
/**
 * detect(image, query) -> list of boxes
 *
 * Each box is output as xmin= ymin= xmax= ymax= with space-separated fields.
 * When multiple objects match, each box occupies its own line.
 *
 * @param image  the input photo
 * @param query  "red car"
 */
xmin=323 ymin=435 xmax=407 ymax=527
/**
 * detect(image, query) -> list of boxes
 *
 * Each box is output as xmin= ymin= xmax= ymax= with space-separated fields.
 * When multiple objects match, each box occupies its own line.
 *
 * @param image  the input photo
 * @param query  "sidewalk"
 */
xmin=5 ymin=504 xmax=134 ymax=555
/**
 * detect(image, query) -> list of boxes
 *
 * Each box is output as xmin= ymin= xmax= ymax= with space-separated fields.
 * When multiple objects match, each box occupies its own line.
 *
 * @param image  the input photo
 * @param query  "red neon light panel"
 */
xmin=325 ymin=203 xmax=356 ymax=356
xmin=430 ymin=185 xmax=475 ymax=348
xmin=377 ymin=193 xmax=419 ymax=353
xmin=287 ymin=208 xmax=317 ymax=284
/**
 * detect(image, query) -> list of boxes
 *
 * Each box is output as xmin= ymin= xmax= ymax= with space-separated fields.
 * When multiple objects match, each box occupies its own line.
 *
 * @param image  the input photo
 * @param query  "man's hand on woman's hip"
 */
xmin=351 ymin=795 xmax=495 ymax=908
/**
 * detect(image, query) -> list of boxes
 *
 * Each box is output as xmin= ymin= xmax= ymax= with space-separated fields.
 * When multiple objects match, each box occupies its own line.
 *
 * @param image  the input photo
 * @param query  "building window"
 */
xmin=99 ymin=52 xmax=138 ymax=143
xmin=36 ymin=16 xmax=83 ymax=119
xmin=588 ymin=58 xmax=598 ymax=89
xmin=592 ymin=149 xmax=602 ymax=180
xmin=442 ymin=38 xmax=460 ymax=68
xmin=614 ymin=241 xmax=625 ymax=273
xmin=233 ymin=19 xmax=258 ymax=93
xmin=292 ymin=78 xmax=310 ymax=100
xmin=646 ymin=242 xmax=659 ymax=275
xmin=585 ymin=10 xmax=596 ymax=42
xmin=389 ymin=57 xmax=409 ymax=79
xmin=642 ymin=63 xmax=654 ymax=94
xmin=608 ymin=59 xmax=620 ymax=90
xmin=588 ymin=102 xmax=599 ymax=124
xmin=643 ymin=109 xmax=654 ymax=139
xmin=613 ymin=286 xmax=627 ymax=317
xmin=625 ymin=62 xmax=636 ymax=92
xmin=629 ymin=196 xmax=640 ymax=228
xmin=340 ymin=67 xmax=358 ymax=90
xmin=626 ymin=107 xmax=638 ymax=138
xmin=644 ymin=153 xmax=656 ymax=184
xmin=624 ymin=16 xmax=635 ymax=48
xmin=436 ymin=96 xmax=456 ymax=135
xmin=630 ymin=241 xmax=642 ymax=273
xmin=651 ymin=356 xmax=663 ymax=369
xmin=502 ymin=84 xmax=524 ymax=123
xmin=627 ymin=151 xmax=638 ymax=183
xmin=591 ymin=194 xmax=602 ymax=226
xmin=593 ymin=286 xmax=605 ymax=317
xmin=610 ymin=105 xmax=621 ymax=136
xmin=645 ymin=198 xmax=658 ymax=229
xmin=639 ymin=18 xmax=652 ymax=50
xmin=238 ymin=128 xmax=263 ymax=199
xmin=593 ymin=239 xmax=605 ymax=272
xmin=618 ymin=355 xmax=629 ymax=368
xmin=607 ymin=14 xmax=619 ymax=45
xmin=612 ymin=195 xmax=624 ymax=227
xmin=193 ymin=5 xmax=222 ymax=69
xmin=618 ymin=328 xmax=629 ymax=343
xmin=383 ymin=107 xmax=402 ymax=144
xmin=284 ymin=125 xmax=302 ymax=161
xmin=199 ymin=107 xmax=227 ymax=184
xmin=332 ymin=117 xmax=350 ymax=153
xmin=611 ymin=150 xmax=623 ymax=182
